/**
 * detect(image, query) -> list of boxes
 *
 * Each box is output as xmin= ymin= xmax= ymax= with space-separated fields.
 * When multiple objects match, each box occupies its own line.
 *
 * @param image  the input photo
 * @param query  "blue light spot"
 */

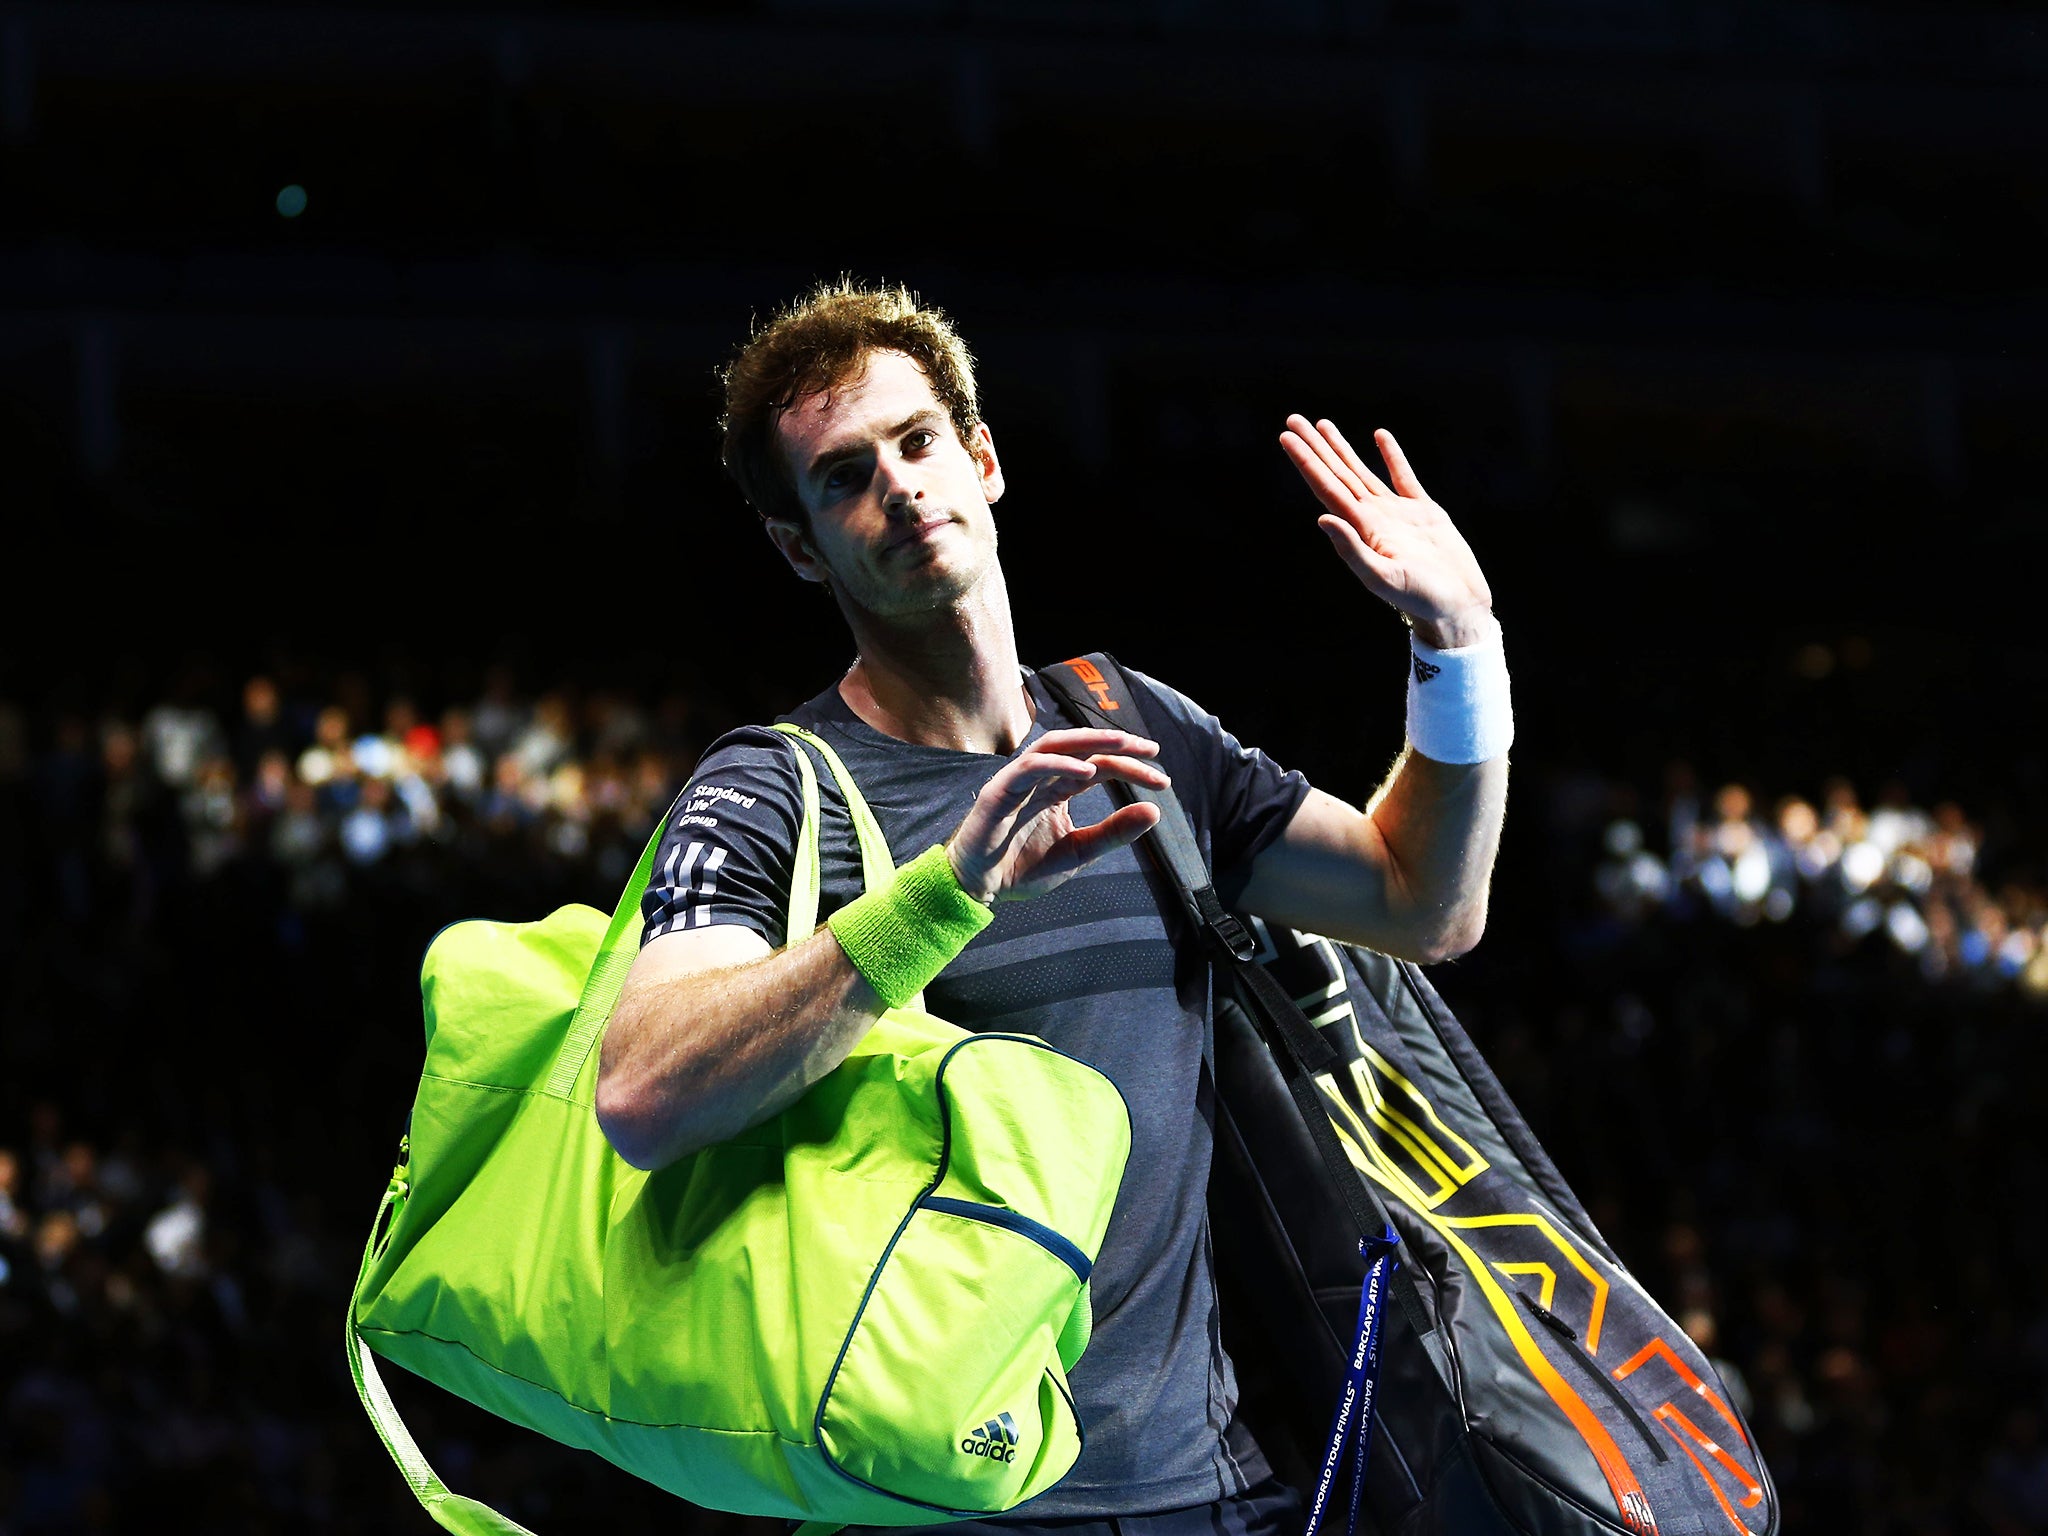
xmin=276 ymin=184 xmax=308 ymax=218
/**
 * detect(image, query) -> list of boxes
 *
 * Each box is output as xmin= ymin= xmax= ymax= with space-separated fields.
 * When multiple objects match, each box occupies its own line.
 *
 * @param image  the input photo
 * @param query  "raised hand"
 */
xmin=946 ymin=728 xmax=1166 ymax=903
xmin=1279 ymin=415 xmax=1494 ymax=648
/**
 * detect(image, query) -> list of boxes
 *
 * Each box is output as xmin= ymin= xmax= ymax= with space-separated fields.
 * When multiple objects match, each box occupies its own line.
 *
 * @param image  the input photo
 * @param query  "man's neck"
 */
xmin=836 ymin=566 xmax=1034 ymax=755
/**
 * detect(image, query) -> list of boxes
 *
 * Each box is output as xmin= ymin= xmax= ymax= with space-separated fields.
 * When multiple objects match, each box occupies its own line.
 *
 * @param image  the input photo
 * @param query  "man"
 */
xmin=595 ymin=281 xmax=1509 ymax=1531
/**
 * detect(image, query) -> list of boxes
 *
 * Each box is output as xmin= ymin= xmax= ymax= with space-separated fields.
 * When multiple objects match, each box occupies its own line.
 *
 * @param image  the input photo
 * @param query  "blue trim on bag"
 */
xmin=810 ymin=1031 xmax=1131 ymax=1517
xmin=918 ymin=1197 xmax=1093 ymax=1284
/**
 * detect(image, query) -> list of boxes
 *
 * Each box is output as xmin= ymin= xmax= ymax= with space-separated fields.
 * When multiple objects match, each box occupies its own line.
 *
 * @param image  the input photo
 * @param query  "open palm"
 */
xmin=1279 ymin=416 xmax=1492 ymax=637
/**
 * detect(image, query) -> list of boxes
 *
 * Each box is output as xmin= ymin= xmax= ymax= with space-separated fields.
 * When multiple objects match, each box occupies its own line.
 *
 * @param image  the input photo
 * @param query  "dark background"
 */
xmin=6 ymin=0 xmax=2048 ymax=787
xmin=3 ymin=1 xmax=2046 ymax=1532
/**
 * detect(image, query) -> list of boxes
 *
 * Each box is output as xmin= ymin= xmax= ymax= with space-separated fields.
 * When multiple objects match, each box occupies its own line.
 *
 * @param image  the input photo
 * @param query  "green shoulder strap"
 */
xmin=540 ymin=801 xmax=675 ymax=1102
xmin=773 ymin=724 xmax=927 ymax=1011
xmin=783 ymin=727 xmax=825 ymax=941
xmin=772 ymin=723 xmax=897 ymax=891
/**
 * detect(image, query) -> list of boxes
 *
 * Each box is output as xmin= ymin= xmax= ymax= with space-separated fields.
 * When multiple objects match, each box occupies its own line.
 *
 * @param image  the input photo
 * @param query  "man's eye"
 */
xmin=906 ymin=429 xmax=936 ymax=451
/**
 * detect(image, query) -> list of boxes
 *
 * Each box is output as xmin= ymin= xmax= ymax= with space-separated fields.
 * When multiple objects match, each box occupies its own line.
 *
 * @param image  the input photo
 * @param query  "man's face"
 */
xmin=766 ymin=349 xmax=1004 ymax=619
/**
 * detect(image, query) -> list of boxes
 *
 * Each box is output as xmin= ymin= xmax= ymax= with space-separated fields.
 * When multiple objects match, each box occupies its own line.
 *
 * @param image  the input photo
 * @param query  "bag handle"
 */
xmin=785 ymin=733 xmax=824 ymax=941
xmin=773 ymin=723 xmax=897 ymax=892
xmin=347 ymin=1163 xmax=541 ymax=1536
xmin=540 ymin=791 xmax=685 ymax=1099
xmin=774 ymin=723 xmax=934 ymax=1012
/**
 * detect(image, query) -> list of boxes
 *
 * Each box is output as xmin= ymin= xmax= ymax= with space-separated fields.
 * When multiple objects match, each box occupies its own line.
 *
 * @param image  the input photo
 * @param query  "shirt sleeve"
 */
xmin=639 ymin=727 xmax=806 ymax=950
xmin=1121 ymin=667 xmax=1312 ymax=896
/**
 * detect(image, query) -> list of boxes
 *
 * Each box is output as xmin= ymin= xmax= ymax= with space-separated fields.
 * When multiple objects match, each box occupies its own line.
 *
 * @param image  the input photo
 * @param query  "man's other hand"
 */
xmin=946 ymin=728 xmax=1166 ymax=903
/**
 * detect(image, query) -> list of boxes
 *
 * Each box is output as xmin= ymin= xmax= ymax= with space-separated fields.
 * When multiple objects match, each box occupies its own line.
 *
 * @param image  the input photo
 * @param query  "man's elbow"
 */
xmin=1406 ymin=904 xmax=1487 ymax=965
xmin=595 ymin=1073 xmax=676 ymax=1172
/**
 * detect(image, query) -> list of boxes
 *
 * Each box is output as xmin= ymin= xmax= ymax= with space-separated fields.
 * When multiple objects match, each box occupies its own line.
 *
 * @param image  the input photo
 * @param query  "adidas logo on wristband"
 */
xmin=1407 ymin=625 xmax=1514 ymax=764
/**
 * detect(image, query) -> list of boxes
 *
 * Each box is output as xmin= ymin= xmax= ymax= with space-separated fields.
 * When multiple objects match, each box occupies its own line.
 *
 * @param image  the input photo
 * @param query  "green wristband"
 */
xmin=827 ymin=845 xmax=995 ymax=1009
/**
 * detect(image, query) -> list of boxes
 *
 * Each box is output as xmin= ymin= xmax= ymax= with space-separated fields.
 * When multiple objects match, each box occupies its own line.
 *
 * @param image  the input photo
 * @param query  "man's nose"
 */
xmin=876 ymin=454 xmax=922 ymax=511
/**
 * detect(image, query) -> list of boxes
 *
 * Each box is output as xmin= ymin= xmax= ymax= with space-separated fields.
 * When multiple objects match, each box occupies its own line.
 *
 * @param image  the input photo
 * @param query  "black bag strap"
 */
xmin=1039 ymin=655 xmax=1433 ymax=1342
xmin=1037 ymin=656 xmax=1257 ymax=962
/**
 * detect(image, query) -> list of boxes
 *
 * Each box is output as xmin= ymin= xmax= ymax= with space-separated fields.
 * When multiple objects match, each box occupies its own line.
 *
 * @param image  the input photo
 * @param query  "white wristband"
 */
xmin=1406 ymin=619 xmax=1513 ymax=764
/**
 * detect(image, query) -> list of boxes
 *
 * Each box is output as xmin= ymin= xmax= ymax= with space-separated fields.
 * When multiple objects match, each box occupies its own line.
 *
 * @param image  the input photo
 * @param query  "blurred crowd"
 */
xmin=1587 ymin=769 xmax=2048 ymax=1001
xmin=12 ymin=668 xmax=717 ymax=934
xmin=1 ymin=1104 xmax=294 ymax=1530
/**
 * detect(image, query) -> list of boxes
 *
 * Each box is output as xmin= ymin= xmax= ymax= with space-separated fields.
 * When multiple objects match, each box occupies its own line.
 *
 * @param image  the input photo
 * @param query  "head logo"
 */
xmin=1063 ymin=658 xmax=1120 ymax=713
xmin=959 ymin=1411 xmax=1020 ymax=1463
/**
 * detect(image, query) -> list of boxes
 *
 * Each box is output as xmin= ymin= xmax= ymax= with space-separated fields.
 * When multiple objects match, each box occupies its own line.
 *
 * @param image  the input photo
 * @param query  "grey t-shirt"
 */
xmin=640 ymin=665 xmax=1310 ymax=1513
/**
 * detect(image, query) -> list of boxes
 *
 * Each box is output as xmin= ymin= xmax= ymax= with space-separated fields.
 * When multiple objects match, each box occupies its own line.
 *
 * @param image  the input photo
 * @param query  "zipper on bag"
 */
xmin=1516 ymin=1291 xmax=1668 ymax=1464
xmin=918 ymin=1196 xmax=1093 ymax=1284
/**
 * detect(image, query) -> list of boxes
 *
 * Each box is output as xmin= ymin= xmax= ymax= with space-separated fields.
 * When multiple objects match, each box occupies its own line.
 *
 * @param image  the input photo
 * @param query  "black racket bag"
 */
xmin=1043 ymin=654 xmax=1778 ymax=1536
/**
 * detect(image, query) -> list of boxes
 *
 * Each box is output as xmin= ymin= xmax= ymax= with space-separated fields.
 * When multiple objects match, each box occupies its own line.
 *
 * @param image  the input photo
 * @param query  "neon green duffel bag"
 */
xmin=349 ymin=724 xmax=1133 ymax=1533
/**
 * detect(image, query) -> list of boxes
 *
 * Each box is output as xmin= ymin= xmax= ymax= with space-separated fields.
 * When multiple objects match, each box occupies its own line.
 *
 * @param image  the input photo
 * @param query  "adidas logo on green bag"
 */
xmin=960 ymin=1412 xmax=1022 ymax=1462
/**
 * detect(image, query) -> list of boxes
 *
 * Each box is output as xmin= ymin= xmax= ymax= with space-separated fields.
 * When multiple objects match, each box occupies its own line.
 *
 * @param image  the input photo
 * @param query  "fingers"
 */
xmin=1084 ymin=752 xmax=1170 ymax=791
xmin=1024 ymin=802 xmax=1163 ymax=888
xmin=1375 ymin=429 xmax=1427 ymax=500
xmin=1062 ymin=801 xmax=1163 ymax=862
xmin=967 ymin=741 xmax=1164 ymax=867
xmin=956 ymin=729 xmax=1174 ymax=900
xmin=985 ymin=732 xmax=1158 ymax=806
xmin=1282 ymin=414 xmax=1373 ymax=502
xmin=1281 ymin=416 xmax=1427 ymax=506
xmin=1318 ymin=420 xmax=1393 ymax=498
xmin=1280 ymin=432 xmax=1371 ymax=523
xmin=984 ymin=752 xmax=1168 ymax=832
xmin=1028 ymin=728 xmax=1158 ymax=761
xmin=985 ymin=752 xmax=1096 ymax=808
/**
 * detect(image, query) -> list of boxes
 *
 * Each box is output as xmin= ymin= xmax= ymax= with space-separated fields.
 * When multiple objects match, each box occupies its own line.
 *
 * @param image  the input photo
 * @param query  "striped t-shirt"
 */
xmin=639 ymin=665 xmax=1310 ymax=1513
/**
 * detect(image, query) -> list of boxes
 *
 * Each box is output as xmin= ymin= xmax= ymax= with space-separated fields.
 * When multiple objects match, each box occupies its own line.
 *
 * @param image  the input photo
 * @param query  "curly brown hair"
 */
xmin=718 ymin=278 xmax=982 ymax=526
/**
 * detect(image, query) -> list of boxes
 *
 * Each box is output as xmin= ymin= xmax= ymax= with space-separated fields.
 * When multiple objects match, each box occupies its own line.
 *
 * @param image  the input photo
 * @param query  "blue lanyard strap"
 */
xmin=1304 ymin=1224 xmax=1401 ymax=1536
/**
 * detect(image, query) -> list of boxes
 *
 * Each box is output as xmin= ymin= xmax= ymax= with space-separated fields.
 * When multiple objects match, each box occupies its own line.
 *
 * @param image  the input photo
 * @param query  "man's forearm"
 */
xmin=1365 ymin=745 xmax=1508 ymax=960
xmin=595 ymin=931 xmax=884 ymax=1170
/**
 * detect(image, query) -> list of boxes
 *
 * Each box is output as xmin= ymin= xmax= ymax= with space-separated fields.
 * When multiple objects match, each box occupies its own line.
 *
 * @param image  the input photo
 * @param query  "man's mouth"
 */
xmin=888 ymin=516 xmax=952 ymax=552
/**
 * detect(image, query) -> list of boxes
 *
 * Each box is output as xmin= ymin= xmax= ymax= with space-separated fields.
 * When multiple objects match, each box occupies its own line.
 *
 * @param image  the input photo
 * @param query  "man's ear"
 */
xmin=972 ymin=421 xmax=1005 ymax=505
xmin=763 ymin=518 xmax=829 ymax=585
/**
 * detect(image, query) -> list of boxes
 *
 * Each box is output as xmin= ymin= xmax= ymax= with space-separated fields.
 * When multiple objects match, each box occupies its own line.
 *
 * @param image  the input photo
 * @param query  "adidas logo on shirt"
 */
xmin=959 ymin=1411 xmax=1020 ymax=1463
